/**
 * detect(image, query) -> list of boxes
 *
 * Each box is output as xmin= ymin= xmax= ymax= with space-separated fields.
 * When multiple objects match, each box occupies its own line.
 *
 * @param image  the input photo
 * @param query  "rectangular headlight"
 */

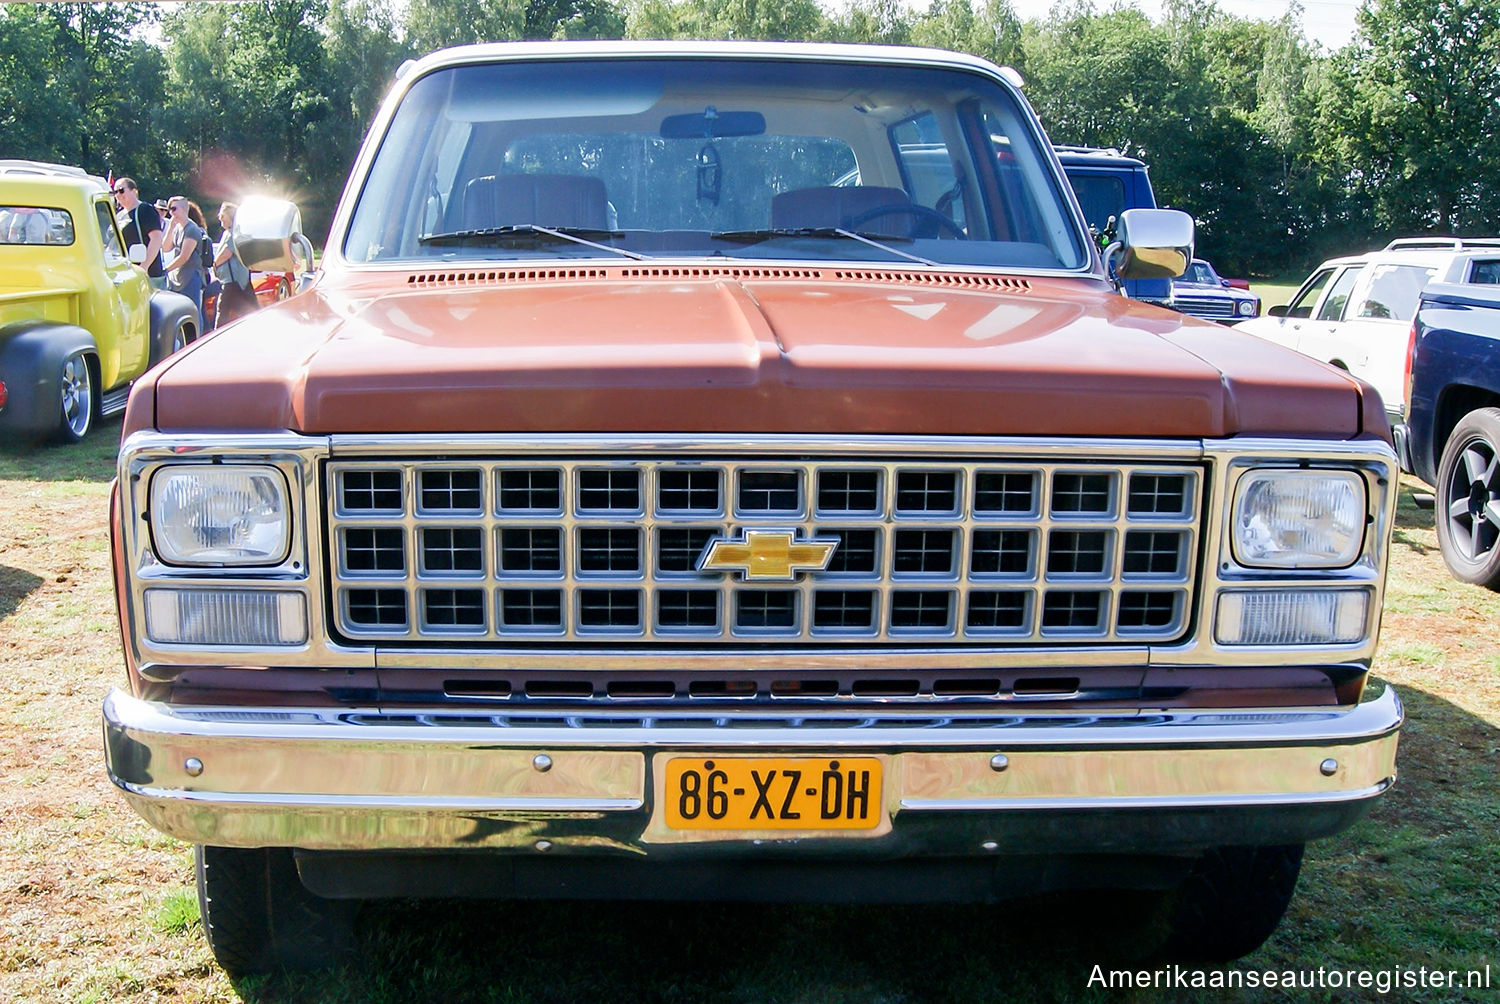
xmin=1216 ymin=589 xmax=1369 ymax=646
xmin=1231 ymin=470 xmax=1365 ymax=568
xmin=150 ymin=465 xmax=290 ymax=566
xmin=144 ymin=588 xmax=307 ymax=646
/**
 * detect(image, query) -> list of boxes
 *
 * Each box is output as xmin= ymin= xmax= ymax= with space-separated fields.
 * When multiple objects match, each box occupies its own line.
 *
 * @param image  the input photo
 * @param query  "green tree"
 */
xmin=0 ymin=4 xmax=167 ymax=184
xmin=623 ymin=0 xmax=824 ymax=40
xmin=1318 ymin=0 xmax=1500 ymax=234
xmin=821 ymin=0 xmax=911 ymax=45
xmin=160 ymin=2 xmax=342 ymax=236
xmin=910 ymin=0 xmax=1022 ymax=71
xmin=323 ymin=0 xmax=412 ymax=152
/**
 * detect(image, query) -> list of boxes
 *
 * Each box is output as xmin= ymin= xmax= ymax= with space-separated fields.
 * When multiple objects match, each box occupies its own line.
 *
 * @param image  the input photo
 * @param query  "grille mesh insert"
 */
xmin=327 ymin=457 xmax=1201 ymax=644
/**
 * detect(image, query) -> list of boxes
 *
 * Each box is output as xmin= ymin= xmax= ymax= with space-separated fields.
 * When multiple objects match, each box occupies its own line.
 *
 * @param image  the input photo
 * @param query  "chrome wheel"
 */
xmin=1436 ymin=407 xmax=1500 ymax=590
xmin=58 ymin=352 xmax=94 ymax=443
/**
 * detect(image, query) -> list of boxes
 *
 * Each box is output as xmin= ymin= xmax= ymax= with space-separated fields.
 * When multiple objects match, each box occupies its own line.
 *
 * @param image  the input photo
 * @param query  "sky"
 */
xmin=966 ymin=0 xmax=1366 ymax=52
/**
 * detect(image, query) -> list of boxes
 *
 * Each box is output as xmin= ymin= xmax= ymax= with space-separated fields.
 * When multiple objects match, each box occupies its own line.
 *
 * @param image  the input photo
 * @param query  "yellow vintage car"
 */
xmin=0 ymin=164 xmax=200 ymax=442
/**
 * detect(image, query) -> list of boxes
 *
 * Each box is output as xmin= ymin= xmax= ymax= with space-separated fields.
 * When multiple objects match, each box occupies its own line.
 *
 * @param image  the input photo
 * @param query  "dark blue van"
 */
xmin=1056 ymin=146 xmax=1172 ymax=306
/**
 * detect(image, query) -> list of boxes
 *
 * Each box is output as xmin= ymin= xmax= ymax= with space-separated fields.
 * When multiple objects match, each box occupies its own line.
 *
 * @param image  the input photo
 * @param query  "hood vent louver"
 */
xmin=407 ymin=266 xmax=1031 ymax=291
xmin=833 ymin=270 xmax=1031 ymax=291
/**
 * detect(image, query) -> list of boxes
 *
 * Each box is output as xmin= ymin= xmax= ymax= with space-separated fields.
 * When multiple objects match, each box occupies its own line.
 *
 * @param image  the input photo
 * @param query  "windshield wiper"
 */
xmin=710 ymin=227 xmax=937 ymax=266
xmin=418 ymin=224 xmax=646 ymax=261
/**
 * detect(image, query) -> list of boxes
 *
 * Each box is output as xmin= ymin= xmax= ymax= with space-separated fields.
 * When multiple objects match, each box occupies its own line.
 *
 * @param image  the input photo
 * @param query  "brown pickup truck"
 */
xmin=103 ymin=41 xmax=1402 ymax=975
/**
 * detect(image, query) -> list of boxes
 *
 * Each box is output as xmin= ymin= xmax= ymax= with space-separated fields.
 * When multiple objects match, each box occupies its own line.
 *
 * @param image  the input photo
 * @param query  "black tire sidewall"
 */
xmin=1434 ymin=407 xmax=1500 ymax=588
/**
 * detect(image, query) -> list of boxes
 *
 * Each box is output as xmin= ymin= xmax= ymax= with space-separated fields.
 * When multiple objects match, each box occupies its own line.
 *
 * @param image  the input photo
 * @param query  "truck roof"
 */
xmin=0 ymin=171 xmax=108 ymax=205
xmin=1383 ymin=237 xmax=1500 ymax=252
xmin=1052 ymin=146 xmax=1148 ymax=170
xmin=0 ymin=161 xmax=108 ymax=193
xmin=400 ymin=39 xmax=1015 ymax=80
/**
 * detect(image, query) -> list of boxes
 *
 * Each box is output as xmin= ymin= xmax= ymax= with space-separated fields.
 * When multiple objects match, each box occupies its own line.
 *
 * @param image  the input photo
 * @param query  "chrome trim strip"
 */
xmin=900 ymin=781 xmax=1394 ymax=812
xmin=115 ymin=786 xmax=642 ymax=813
xmin=106 ymin=685 xmax=1400 ymax=753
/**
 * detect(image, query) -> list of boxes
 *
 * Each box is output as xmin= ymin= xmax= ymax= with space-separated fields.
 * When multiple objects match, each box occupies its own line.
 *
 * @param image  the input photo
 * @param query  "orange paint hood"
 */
xmin=140 ymin=270 xmax=1376 ymax=440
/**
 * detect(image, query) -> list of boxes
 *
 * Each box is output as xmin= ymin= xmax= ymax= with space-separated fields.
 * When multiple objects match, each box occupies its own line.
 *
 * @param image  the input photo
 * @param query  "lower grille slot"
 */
xmin=1013 ymin=676 xmax=1081 ymax=696
xmin=525 ymin=681 xmax=594 ymax=699
xmin=771 ymin=680 xmax=838 ymax=697
xmin=852 ymin=679 xmax=921 ymax=697
xmin=933 ymin=678 xmax=1002 ymax=697
xmin=606 ymin=680 xmax=676 ymax=699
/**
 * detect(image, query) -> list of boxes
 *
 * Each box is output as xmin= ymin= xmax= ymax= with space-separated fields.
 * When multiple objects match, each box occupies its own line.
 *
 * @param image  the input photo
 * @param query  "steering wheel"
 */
xmin=844 ymin=203 xmax=966 ymax=240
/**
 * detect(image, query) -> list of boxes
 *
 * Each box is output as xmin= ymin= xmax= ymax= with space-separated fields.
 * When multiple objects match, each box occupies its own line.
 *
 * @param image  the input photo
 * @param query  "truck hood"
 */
xmin=141 ymin=270 xmax=1375 ymax=439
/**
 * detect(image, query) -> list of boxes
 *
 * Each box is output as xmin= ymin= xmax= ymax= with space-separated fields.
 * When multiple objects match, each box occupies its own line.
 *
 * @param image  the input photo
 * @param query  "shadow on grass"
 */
xmin=0 ymin=565 xmax=43 ymax=621
xmin=1393 ymin=480 xmax=1437 ymax=556
xmin=0 ymin=414 xmax=121 ymax=483
xmin=235 ymin=890 xmax=1160 ymax=1004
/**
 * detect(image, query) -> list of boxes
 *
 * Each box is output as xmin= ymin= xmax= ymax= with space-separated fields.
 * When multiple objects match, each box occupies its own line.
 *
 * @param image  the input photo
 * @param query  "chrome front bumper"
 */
xmin=103 ymin=684 xmax=1402 ymax=856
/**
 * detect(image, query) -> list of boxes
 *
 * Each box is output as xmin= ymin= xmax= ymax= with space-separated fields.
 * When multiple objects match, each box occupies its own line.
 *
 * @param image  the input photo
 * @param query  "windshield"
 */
xmin=343 ymin=57 xmax=1088 ymax=271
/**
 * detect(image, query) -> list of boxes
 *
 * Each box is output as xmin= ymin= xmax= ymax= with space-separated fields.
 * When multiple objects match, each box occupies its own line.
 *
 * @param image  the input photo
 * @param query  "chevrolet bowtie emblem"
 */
xmin=698 ymin=530 xmax=839 ymax=581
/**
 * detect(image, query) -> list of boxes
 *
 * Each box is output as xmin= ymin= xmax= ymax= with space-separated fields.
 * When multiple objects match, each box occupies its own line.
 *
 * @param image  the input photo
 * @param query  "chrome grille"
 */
xmin=327 ymin=458 xmax=1202 ymax=644
xmin=1175 ymin=297 xmax=1237 ymax=320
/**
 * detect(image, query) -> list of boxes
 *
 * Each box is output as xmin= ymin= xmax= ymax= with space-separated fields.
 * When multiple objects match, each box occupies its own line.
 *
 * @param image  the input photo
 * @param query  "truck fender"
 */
xmin=0 ymin=321 xmax=97 ymax=438
xmin=148 ymin=290 xmax=200 ymax=368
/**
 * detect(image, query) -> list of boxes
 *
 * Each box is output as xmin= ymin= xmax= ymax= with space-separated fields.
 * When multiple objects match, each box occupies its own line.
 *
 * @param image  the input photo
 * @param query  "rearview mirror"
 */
xmin=1108 ymin=209 xmax=1194 ymax=280
xmin=1268 ymin=304 xmax=1289 ymax=318
xmin=660 ymin=108 xmax=766 ymax=139
xmin=127 ymin=243 xmax=147 ymax=266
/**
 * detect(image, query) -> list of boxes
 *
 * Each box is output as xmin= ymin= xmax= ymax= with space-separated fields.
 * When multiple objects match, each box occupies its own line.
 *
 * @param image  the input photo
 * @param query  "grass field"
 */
xmin=1251 ymin=281 xmax=1301 ymax=312
xmin=1 ymin=419 xmax=1496 ymax=1002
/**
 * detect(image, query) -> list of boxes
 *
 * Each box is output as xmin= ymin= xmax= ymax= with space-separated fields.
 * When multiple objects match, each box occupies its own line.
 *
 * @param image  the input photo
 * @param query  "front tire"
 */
xmin=195 ymin=845 xmax=357 ymax=976
xmin=1435 ymin=407 xmax=1500 ymax=590
xmin=1157 ymin=844 xmax=1304 ymax=961
xmin=54 ymin=351 xmax=94 ymax=444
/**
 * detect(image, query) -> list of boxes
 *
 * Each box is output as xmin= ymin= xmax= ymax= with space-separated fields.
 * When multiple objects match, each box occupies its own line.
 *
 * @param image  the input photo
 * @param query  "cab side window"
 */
xmin=1350 ymin=264 xmax=1435 ymax=321
xmin=1285 ymin=269 xmax=1333 ymax=319
xmin=94 ymin=199 xmax=124 ymax=259
xmin=1316 ymin=267 xmax=1363 ymax=322
xmin=1470 ymin=260 xmax=1500 ymax=284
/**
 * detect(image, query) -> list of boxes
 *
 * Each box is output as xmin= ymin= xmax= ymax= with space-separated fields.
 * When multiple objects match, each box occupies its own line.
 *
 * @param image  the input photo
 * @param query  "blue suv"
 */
xmin=1055 ymin=146 xmax=1172 ymax=306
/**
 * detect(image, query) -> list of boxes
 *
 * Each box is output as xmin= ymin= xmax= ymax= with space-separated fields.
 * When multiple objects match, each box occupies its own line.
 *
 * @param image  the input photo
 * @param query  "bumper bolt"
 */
xmin=990 ymin=754 xmax=1009 ymax=772
xmin=184 ymin=758 xmax=204 ymax=777
xmin=1320 ymin=758 xmax=1339 ymax=777
xmin=535 ymin=840 xmax=553 ymax=853
xmin=533 ymin=754 xmax=553 ymax=772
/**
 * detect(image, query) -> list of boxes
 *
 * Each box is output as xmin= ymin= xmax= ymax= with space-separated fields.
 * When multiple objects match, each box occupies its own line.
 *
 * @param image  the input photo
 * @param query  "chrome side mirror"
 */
xmin=1105 ymin=209 xmax=1194 ymax=280
xmin=234 ymin=196 xmax=306 ymax=272
xmin=127 ymin=243 xmax=147 ymax=265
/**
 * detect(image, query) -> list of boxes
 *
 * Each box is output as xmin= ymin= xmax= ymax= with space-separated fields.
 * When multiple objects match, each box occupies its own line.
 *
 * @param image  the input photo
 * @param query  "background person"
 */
xmin=112 ymin=178 xmax=166 ymax=288
xmin=211 ymin=202 xmax=258 ymax=326
xmin=186 ymin=201 xmax=220 ymax=331
xmin=161 ymin=195 xmax=206 ymax=328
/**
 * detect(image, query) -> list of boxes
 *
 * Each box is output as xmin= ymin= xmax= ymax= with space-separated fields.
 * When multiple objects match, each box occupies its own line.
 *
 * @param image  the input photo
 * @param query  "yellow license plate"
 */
xmin=663 ymin=757 xmax=883 ymax=830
